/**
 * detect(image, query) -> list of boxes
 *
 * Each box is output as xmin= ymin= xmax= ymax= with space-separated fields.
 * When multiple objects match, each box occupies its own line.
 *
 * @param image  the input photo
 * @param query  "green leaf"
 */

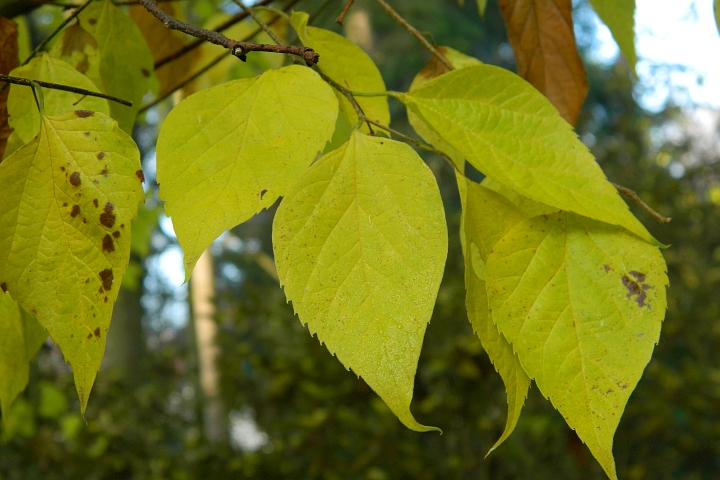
xmin=462 ymin=179 xmax=532 ymax=453
xmin=485 ymin=212 xmax=667 ymax=479
xmin=0 ymin=111 xmax=145 ymax=411
xmin=157 ymin=65 xmax=338 ymax=279
xmin=408 ymin=47 xmax=482 ymax=172
xmin=587 ymin=0 xmax=637 ymax=73
xmin=52 ymin=0 xmax=153 ymax=133
xmin=290 ymin=11 xmax=389 ymax=131
xmin=397 ymin=65 xmax=659 ymax=246
xmin=273 ymin=130 xmax=447 ymax=432
xmin=7 ymin=54 xmax=110 ymax=144
xmin=0 ymin=291 xmax=46 ymax=418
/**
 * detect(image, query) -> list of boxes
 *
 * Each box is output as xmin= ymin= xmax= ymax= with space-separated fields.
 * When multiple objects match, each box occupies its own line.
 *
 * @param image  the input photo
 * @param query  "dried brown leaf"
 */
xmin=499 ymin=0 xmax=588 ymax=125
xmin=0 ymin=17 xmax=19 ymax=161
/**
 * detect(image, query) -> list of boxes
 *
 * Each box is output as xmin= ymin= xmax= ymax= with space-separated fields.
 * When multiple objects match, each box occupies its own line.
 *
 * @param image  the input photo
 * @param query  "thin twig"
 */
xmin=0 ymin=74 xmax=132 ymax=106
xmin=373 ymin=0 xmax=453 ymax=71
xmin=233 ymin=1 xmax=284 ymax=47
xmin=317 ymin=71 xmax=374 ymax=134
xmin=39 ymin=0 xmax=180 ymax=7
xmin=140 ymin=0 xmax=318 ymax=65
xmin=153 ymin=0 xmax=278 ymax=70
xmin=336 ymin=0 xmax=355 ymax=25
xmin=612 ymin=183 xmax=671 ymax=224
xmin=23 ymin=0 xmax=94 ymax=66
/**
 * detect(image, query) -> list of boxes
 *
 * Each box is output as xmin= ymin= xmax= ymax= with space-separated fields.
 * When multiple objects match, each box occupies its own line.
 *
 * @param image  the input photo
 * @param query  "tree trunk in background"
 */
xmin=101 ymin=286 xmax=144 ymax=377
xmin=191 ymin=249 xmax=223 ymax=442
xmin=343 ymin=8 xmax=375 ymax=55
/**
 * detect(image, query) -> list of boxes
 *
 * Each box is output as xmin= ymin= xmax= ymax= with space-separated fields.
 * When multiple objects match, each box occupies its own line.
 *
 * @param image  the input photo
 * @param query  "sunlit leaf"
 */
xmin=0 ymin=111 xmax=144 ymax=411
xmin=0 ymin=291 xmax=46 ymax=418
xmin=157 ymin=65 xmax=337 ymax=279
xmin=7 ymin=54 xmax=109 ymax=144
xmin=477 ymin=0 xmax=488 ymax=15
xmin=52 ymin=0 xmax=153 ymax=133
xmin=587 ymin=0 xmax=637 ymax=73
xmin=498 ymin=0 xmax=588 ymax=124
xmin=397 ymin=65 xmax=659 ymax=246
xmin=485 ymin=212 xmax=667 ymax=479
xmin=290 ymin=11 xmax=389 ymax=132
xmin=273 ymin=130 xmax=447 ymax=432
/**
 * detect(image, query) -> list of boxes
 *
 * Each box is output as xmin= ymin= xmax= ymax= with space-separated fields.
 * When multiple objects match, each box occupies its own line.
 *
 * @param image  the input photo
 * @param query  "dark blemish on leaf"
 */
xmin=93 ymin=198 xmax=98 ymax=207
xmin=84 ymin=131 xmax=90 ymax=137
xmin=120 ymin=224 xmax=125 ymax=229
xmin=99 ymin=268 xmax=113 ymax=291
xmin=629 ymin=271 xmax=646 ymax=282
xmin=100 ymin=202 xmax=116 ymax=228
xmin=102 ymin=234 xmax=114 ymax=252
xmin=88 ymin=18 xmax=97 ymax=25
xmin=32 ymin=309 xmax=37 ymax=314
xmin=60 ymin=166 xmax=65 ymax=172
xmin=63 ymin=202 xmax=68 ymax=207
xmin=603 ymin=264 xmax=611 ymax=273
xmin=75 ymin=110 xmax=94 ymax=118
xmin=0 ymin=282 xmax=6 ymax=292
xmin=260 ymin=189 xmax=268 ymax=199
xmin=141 ymin=68 xmax=150 ymax=77
xmin=136 ymin=170 xmax=145 ymax=183
xmin=70 ymin=172 xmax=81 ymax=186
xmin=87 ymin=333 xmax=92 ymax=339
xmin=82 ymin=217 xmax=87 ymax=223
xmin=100 ymin=168 xmax=108 ymax=176
xmin=622 ymin=274 xmax=653 ymax=308
xmin=112 ymin=231 xmax=120 ymax=238
xmin=94 ymin=327 xmax=101 ymax=338
xmin=98 ymin=287 xmax=103 ymax=294
xmin=85 ymin=279 xmax=89 ymax=284
xmin=606 ymin=389 xmax=614 ymax=394
xmin=104 ymin=297 xmax=108 ymax=303
xmin=70 ymin=205 xmax=80 ymax=217
xmin=97 ymin=152 xmax=105 ymax=160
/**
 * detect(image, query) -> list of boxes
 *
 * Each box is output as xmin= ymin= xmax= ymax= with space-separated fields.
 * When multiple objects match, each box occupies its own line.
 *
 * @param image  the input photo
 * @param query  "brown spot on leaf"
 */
xmin=62 ymin=202 xmax=67 ymax=207
xmin=88 ymin=18 xmax=97 ymax=25
xmin=100 ymin=168 xmax=108 ymax=176
xmin=104 ymin=296 xmax=108 ymax=303
xmin=84 ymin=131 xmax=90 ymax=137
xmin=99 ymin=268 xmax=113 ymax=291
xmin=112 ymin=231 xmax=120 ymax=238
xmin=75 ymin=109 xmax=94 ymax=118
xmin=0 ymin=282 xmax=6 ymax=292
xmin=60 ymin=166 xmax=65 ymax=172
xmin=93 ymin=198 xmax=98 ymax=207
xmin=87 ymin=333 xmax=92 ymax=339
xmin=93 ymin=327 xmax=101 ymax=338
xmin=622 ymin=274 xmax=653 ymax=308
xmin=69 ymin=171 xmax=81 ymax=186
xmin=603 ymin=264 xmax=611 ymax=273
xmin=100 ymin=201 xmax=116 ymax=228
xmin=136 ymin=170 xmax=145 ymax=183
xmin=70 ymin=204 xmax=80 ymax=217
xmin=102 ymin=234 xmax=114 ymax=252
xmin=141 ymin=68 xmax=150 ymax=77
xmin=97 ymin=152 xmax=105 ymax=160
xmin=98 ymin=287 xmax=104 ymax=294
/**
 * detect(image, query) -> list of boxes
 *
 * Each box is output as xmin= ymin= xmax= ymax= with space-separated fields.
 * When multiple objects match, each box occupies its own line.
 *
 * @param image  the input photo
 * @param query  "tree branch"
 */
xmin=0 ymin=74 xmax=132 ymax=106
xmin=23 ymin=0 xmax=94 ymax=66
xmin=612 ymin=183 xmax=671 ymax=224
xmin=372 ymin=0 xmax=453 ymax=71
xmin=140 ymin=0 xmax=318 ymax=65
xmin=336 ymin=0 xmax=355 ymax=25
xmin=153 ymin=0 xmax=278 ymax=70
xmin=0 ymin=75 xmax=132 ymax=107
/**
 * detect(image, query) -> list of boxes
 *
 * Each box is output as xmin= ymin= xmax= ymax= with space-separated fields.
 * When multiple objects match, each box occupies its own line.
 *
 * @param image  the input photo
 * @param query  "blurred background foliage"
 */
xmin=1 ymin=0 xmax=720 ymax=479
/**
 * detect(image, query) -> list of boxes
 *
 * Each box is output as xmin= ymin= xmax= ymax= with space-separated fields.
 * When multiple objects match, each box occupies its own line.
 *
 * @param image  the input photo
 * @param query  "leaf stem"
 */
xmin=0 ymin=74 xmax=132 ymax=106
xmin=336 ymin=0 xmax=355 ymax=25
xmin=612 ymin=183 xmax=671 ymax=224
xmin=372 ymin=0 xmax=453 ymax=71
xmin=140 ymin=0 xmax=318 ymax=65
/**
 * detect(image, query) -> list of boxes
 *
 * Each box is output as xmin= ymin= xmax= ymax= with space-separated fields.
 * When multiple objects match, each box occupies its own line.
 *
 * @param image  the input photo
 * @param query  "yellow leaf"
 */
xmin=273 ymin=130 xmax=447 ymax=432
xmin=0 ymin=111 xmax=144 ymax=411
xmin=156 ymin=65 xmax=337 ymax=279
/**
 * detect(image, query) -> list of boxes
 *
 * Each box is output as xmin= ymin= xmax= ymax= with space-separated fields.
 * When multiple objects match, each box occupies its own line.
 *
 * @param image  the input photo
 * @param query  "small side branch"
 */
xmin=336 ymin=0 xmax=355 ymax=25
xmin=613 ymin=183 xmax=671 ymax=224
xmin=140 ymin=0 xmax=318 ymax=65
xmin=23 ymin=0 xmax=94 ymax=66
xmin=373 ymin=0 xmax=453 ymax=71
xmin=0 ymin=74 xmax=132 ymax=106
